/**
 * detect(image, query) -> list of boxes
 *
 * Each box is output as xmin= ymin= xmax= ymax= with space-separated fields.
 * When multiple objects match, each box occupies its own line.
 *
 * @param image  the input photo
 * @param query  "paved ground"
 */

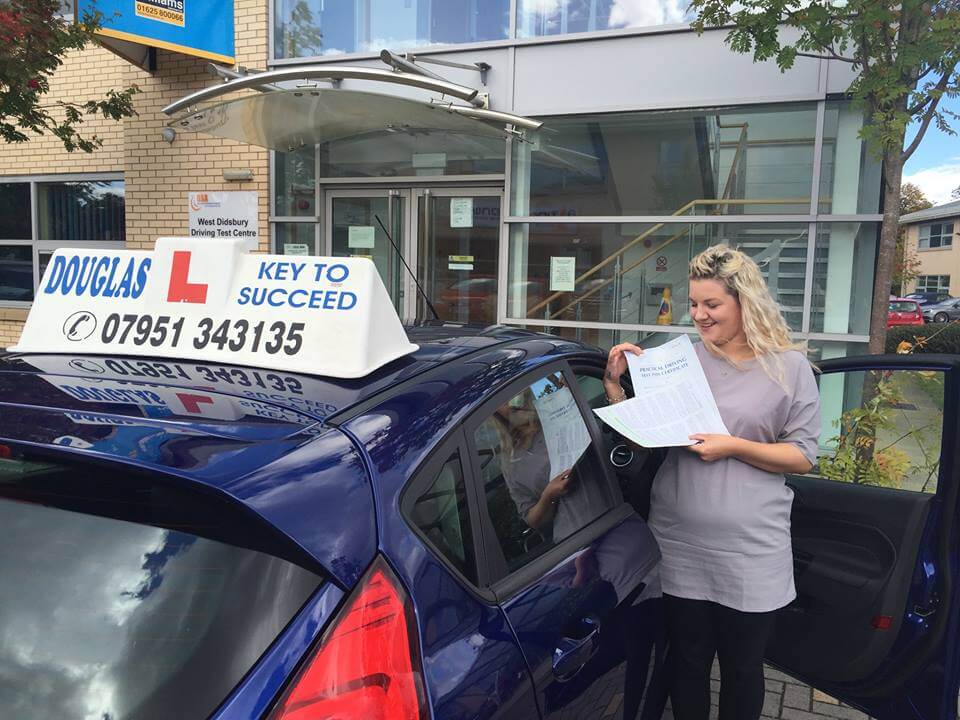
xmin=660 ymin=663 xmax=873 ymax=720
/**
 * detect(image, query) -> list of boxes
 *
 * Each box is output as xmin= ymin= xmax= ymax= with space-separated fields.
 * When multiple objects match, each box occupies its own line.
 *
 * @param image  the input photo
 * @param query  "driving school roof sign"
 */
xmin=12 ymin=238 xmax=418 ymax=378
xmin=78 ymin=0 xmax=234 ymax=65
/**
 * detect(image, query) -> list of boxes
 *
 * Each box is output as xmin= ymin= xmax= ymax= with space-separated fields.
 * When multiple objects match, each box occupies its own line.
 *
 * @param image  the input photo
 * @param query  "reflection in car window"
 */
xmin=474 ymin=372 xmax=614 ymax=572
xmin=0 ymin=457 xmax=323 ymax=720
xmin=409 ymin=451 xmax=477 ymax=583
xmin=808 ymin=369 xmax=944 ymax=493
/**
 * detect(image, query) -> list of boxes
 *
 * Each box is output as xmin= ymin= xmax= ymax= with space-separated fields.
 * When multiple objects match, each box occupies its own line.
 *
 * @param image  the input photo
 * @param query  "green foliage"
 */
xmin=689 ymin=0 xmax=960 ymax=159
xmin=0 ymin=0 xmax=139 ymax=152
xmin=885 ymin=324 xmax=960 ymax=354
xmin=818 ymin=371 xmax=941 ymax=491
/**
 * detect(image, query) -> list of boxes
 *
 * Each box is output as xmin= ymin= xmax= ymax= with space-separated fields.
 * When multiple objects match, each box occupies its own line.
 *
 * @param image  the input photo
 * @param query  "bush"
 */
xmin=885 ymin=324 xmax=960 ymax=354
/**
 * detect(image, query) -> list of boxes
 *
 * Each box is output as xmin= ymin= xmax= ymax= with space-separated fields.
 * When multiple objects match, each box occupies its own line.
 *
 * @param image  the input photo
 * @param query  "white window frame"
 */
xmin=915 ymin=275 xmax=951 ymax=293
xmin=918 ymin=222 xmax=955 ymax=250
xmin=0 ymin=173 xmax=124 ymax=308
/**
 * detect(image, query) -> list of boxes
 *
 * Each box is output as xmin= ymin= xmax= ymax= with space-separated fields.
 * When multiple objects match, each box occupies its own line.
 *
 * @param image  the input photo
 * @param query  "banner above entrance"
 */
xmin=79 ymin=0 xmax=235 ymax=65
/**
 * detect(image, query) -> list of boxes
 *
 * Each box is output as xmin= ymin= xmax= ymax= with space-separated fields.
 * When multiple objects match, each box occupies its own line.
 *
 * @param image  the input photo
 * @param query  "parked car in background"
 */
xmin=887 ymin=298 xmax=924 ymax=328
xmin=922 ymin=297 xmax=960 ymax=323
xmin=904 ymin=291 xmax=953 ymax=306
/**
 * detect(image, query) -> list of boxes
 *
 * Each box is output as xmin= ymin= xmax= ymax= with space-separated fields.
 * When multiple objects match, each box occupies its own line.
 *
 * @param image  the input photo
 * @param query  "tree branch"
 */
xmin=795 ymin=50 xmax=857 ymax=63
xmin=902 ymin=71 xmax=951 ymax=163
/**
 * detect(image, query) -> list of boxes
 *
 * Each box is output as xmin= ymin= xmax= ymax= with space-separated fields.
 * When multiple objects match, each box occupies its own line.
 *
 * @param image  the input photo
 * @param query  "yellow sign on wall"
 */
xmin=134 ymin=0 xmax=185 ymax=27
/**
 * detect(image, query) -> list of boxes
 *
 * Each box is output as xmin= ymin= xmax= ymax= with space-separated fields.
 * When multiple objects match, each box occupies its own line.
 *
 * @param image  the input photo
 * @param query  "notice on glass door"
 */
xmin=448 ymin=255 xmax=474 ymax=271
xmin=348 ymin=226 xmax=376 ymax=248
xmin=550 ymin=256 xmax=576 ymax=292
xmin=450 ymin=198 xmax=474 ymax=228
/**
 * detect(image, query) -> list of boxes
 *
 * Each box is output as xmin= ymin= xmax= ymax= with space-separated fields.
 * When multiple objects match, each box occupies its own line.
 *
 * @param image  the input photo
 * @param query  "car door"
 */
xmin=763 ymin=354 xmax=960 ymax=720
xmin=463 ymin=363 xmax=666 ymax=720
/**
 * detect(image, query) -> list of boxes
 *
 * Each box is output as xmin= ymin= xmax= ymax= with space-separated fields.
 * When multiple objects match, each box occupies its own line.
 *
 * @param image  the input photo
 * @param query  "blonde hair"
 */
xmin=689 ymin=244 xmax=809 ymax=386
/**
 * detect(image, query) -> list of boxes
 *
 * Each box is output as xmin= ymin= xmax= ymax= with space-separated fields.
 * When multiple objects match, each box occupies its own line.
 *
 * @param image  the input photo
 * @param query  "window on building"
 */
xmin=916 ymin=275 xmax=951 ymax=293
xmin=517 ymin=0 xmax=694 ymax=37
xmin=919 ymin=222 xmax=954 ymax=250
xmin=0 ymin=177 xmax=124 ymax=304
xmin=274 ymin=0 xmax=509 ymax=59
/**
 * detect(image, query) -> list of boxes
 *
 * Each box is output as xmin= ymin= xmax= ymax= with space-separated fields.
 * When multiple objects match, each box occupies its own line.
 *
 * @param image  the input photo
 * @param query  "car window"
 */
xmin=576 ymin=372 xmax=610 ymax=410
xmin=408 ymin=450 xmax=477 ymax=583
xmin=804 ymin=369 xmax=945 ymax=493
xmin=473 ymin=371 xmax=616 ymax=573
xmin=889 ymin=301 xmax=919 ymax=312
xmin=0 ymin=455 xmax=324 ymax=720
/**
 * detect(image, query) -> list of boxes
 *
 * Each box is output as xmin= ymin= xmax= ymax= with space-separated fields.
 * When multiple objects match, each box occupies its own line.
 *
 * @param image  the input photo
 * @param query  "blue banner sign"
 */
xmin=78 ymin=0 xmax=234 ymax=64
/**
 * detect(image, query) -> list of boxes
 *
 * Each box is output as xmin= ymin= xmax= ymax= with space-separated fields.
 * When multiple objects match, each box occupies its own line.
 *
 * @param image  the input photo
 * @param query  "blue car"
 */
xmin=0 ymin=326 xmax=958 ymax=720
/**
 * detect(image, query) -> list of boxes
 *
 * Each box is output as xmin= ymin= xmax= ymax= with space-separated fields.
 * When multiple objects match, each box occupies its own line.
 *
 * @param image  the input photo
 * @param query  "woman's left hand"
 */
xmin=686 ymin=434 xmax=741 ymax=462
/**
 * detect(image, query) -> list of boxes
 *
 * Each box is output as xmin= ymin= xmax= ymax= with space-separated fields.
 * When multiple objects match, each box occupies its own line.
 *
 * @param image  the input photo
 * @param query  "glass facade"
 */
xmin=274 ymin=0 xmax=509 ymax=59
xmin=504 ymin=100 xmax=881 ymax=354
xmin=517 ymin=0 xmax=694 ymax=37
xmin=512 ymin=105 xmax=821 ymax=218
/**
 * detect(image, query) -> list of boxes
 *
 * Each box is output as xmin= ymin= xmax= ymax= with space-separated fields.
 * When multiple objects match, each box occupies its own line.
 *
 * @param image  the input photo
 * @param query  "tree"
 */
xmin=0 ymin=0 xmax=138 ymax=152
xmin=895 ymin=182 xmax=933 ymax=294
xmin=952 ymin=185 xmax=960 ymax=200
xmin=900 ymin=181 xmax=935 ymax=216
xmin=690 ymin=0 xmax=960 ymax=353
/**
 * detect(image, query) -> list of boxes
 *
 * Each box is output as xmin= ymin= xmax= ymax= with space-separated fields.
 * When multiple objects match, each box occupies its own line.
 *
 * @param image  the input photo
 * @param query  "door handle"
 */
xmin=552 ymin=615 xmax=601 ymax=682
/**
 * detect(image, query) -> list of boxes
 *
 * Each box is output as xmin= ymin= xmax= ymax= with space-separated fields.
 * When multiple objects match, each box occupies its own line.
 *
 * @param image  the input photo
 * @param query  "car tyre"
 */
xmin=935 ymin=312 xmax=950 ymax=323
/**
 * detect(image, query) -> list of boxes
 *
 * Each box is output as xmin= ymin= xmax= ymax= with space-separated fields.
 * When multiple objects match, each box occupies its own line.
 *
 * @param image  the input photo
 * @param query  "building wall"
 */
xmin=122 ymin=0 xmax=269 ymax=251
xmin=0 ymin=43 xmax=127 ymax=343
xmin=903 ymin=218 xmax=960 ymax=296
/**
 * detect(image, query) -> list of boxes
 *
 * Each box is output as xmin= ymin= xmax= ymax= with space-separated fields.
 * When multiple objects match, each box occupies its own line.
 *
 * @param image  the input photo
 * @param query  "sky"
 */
xmin=902 ymin=94 xmax=960 ymax=207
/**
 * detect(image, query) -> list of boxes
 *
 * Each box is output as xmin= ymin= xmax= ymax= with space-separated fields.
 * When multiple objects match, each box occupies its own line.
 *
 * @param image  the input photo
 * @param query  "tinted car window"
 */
xmin=889 ymin=301 xmax=920 ymax=312
xmin=409 ymin=451 xmax=477 ymax=582
xmin=473 ymin=372 xmax=615 ymax=573
xmin=0 ymin=455 xmax=324 ymax=720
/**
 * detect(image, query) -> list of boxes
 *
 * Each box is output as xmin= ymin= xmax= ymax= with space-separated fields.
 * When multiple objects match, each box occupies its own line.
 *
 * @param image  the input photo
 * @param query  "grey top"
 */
xmin=504 ymin=431 xmax=610 ymax=543
xmin=647 ymin=343 xmax=821 ymax=612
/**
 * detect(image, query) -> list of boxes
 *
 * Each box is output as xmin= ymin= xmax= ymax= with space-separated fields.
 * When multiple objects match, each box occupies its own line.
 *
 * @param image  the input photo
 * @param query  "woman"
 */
xmin=603 ymin=245 xmax=821 ymax=720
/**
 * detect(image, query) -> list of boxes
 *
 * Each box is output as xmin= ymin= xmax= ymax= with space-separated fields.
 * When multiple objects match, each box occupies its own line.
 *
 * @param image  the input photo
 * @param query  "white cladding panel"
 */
xmin=511 ymin=29 xmax=825 ymax=115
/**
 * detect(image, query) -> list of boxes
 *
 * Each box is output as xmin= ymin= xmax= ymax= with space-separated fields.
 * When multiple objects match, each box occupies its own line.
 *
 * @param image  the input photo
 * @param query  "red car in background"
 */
xmin=888 ymin=298 xmax=924 ymax=328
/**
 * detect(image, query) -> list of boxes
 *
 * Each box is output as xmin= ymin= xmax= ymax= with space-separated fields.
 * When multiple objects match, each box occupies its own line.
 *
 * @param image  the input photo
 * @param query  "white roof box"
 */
xmin=12 ymin=237 xmax=418 ymax=378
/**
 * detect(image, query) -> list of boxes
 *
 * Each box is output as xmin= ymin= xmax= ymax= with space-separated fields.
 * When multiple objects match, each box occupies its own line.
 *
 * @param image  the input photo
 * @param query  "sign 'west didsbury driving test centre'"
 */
xmin=12 ymin=238 xmax=418 ymax=378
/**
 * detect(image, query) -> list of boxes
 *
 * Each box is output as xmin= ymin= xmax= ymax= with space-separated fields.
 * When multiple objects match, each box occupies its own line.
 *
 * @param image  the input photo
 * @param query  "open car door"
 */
xmin=767 ymin=353 xmax=960 ymax=720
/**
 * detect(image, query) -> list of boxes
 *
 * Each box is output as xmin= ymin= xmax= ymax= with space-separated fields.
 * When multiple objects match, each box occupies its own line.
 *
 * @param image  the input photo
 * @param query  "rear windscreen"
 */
xmin=889 ymin=301 xmax=919 ymax=312
xmin=0 ymin=454 xmax=325 ymax=720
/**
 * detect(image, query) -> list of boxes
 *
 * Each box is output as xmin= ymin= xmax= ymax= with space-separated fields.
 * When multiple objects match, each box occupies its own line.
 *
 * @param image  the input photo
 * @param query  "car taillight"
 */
xmin=268 ymin=556 xmax=427 ymax=720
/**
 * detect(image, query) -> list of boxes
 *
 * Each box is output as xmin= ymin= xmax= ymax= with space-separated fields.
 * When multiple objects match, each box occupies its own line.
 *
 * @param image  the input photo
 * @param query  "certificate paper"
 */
xmin=594 ymin=335 xmax=729 ymax=447
xmin=534 ymin=385 xmax=591 ymax=479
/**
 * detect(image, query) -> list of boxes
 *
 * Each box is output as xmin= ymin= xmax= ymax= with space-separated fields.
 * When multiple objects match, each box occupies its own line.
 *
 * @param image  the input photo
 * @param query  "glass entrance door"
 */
xmin=325 ymin=189 xmax=410 ymax=317
xmin=416 ymin=189 xmax=503 ymax=325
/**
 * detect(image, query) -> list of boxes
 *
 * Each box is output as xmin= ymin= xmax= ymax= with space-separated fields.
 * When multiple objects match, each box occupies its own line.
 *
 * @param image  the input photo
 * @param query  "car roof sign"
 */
xmin=12 ymin=237 xmax=418 ymax=378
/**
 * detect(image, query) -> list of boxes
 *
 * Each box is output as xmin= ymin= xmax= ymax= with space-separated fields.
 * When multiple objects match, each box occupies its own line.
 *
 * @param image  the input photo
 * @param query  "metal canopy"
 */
xmin=170 ymin=88 xmax=531 ymax=152
xmin=162 ymin=63 xmax=542 ymax=151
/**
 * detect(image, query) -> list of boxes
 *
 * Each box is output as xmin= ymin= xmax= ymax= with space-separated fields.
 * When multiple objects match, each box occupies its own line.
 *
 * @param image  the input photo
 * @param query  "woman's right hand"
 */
xmin=605 ymin=343 xmax=644 ymax=390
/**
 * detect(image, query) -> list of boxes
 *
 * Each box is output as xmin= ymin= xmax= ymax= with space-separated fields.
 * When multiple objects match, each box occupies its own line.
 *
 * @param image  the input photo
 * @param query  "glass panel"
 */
xmin=275 ymin=222 xmax=317 ymax=255
xmin=408 ymin=452 xmax=477 ymax=582
xmin=37 ymin=180 xmax=125 ymax=242
xmin=419 ymin=195 xmax=501 ymax=324
xmin=514 ymin=105 xmax=818 ymax=217
xmin=517 ymin=0 xmax=694 ymax=37
xmin=0 ymin=183 xmax=31 ymax=239
xmin=473 ymin=372 xmax=613 ymax=570
xmin=330 ymin=196 xmax=402 ymax=311
xmin=275 ymin=147 xmax=316 ymax=217
xmin=810 ymin=223 xmax=878 ymax=335
xmin=819 ymin=101 xmax=882 ymax=214
xmin=275 ymin=0 xmax=509 ymax=58
xmin=0 ymin=456 xmax=323 ymax=720
xmin=810 ymin=370 xmax=943 ymax=493
xmin=319 ymin=133 xmax=505 ymax=178
xmin=0 ymin=245 xmax=33 ymax=301
xmin=507 ymin=222 xmax=809 ymax=330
